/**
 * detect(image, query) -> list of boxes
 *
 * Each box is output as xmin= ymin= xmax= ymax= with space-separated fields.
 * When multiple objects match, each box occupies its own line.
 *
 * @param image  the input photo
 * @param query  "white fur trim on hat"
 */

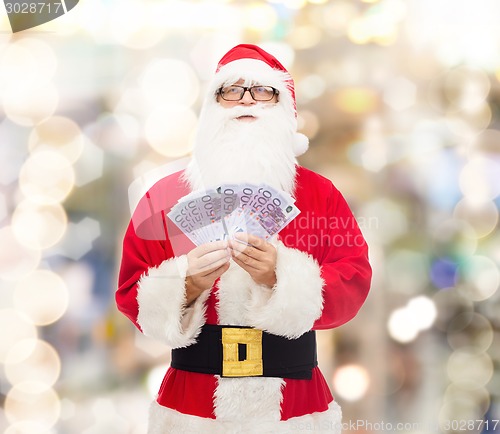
xmin=136 ymin=255 xmax=210 ymax=349
xmin=211 ymin=59 xmax=293 ymax=96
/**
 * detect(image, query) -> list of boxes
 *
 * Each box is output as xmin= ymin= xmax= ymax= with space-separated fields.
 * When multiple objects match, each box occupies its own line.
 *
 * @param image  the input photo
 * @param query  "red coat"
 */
xmin=117 ymin=165 xmax=371 ymax=433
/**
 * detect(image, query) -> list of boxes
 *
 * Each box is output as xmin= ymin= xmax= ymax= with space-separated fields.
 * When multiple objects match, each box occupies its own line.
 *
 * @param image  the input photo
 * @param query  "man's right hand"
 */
xmin=185 ymin=241 xmax=231 ymax=306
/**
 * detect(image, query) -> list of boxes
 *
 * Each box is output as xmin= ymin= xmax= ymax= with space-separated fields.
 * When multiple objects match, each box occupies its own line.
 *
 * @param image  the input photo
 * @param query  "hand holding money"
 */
xmin=229 ymin=233 xmax=277 ymax=288
xmin=185 ymin=241 xmax=231 ymax=305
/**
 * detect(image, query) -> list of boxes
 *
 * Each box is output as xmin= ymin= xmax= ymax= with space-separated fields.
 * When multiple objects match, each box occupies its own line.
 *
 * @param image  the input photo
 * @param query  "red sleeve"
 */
xmin=116 ymin=220 xmax=171 ymax=330
xmin=313 ymin=185 xmax=372 ymax=330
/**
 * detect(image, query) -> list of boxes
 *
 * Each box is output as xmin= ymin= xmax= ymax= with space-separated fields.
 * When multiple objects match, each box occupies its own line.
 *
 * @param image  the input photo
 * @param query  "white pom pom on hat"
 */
xmin=211 ymin=44 xmax=309 ymax=157
xmin=293 ymin=132 xmax=309 ymax=157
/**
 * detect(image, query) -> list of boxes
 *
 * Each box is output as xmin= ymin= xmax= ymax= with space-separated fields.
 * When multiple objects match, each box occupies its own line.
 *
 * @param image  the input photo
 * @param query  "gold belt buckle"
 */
xmin=221 ymin=327 xmax=263 ymax=377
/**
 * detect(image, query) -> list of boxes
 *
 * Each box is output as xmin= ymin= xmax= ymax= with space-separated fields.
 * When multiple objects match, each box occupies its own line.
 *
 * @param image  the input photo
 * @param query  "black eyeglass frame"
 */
xmin=217 ymin=85 xmax=279 ymax=102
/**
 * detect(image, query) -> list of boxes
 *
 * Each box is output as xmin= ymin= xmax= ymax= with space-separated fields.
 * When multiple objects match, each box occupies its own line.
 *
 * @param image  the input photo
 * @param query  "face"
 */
xmin=216 ymin=79 xmax=278 ymax=122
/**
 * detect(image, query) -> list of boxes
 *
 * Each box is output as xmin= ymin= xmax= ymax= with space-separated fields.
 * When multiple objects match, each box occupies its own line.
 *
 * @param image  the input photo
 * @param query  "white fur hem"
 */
xmin=247 ymin=241 xmax=324 ymax=338
xmin=136 ymin=255 xmax=209 ymax=348
xmin=214 ymin=376 xmax=284 ymax=421
xmin=148 ymin=400 xmax=342 ymax=434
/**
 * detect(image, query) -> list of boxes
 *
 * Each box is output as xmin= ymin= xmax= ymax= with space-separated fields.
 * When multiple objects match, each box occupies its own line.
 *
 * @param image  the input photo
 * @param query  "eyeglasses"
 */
xmin=217 ymin=85 xmax=279 ymax=102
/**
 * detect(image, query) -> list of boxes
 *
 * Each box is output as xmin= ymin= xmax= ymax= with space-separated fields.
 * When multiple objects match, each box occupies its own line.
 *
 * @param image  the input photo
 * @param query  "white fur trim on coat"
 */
xmin=214 ymin=376 xmax=284 ymax=422
xmin=247 ymin=241 xmax=324 ymax=339
xmin=136 ymin=255 xmax=210 ymax=349
xmin=216 ymin=261 xmax=254 ymax=325
xmin=147 ymin=399 xmax=342 ymax=434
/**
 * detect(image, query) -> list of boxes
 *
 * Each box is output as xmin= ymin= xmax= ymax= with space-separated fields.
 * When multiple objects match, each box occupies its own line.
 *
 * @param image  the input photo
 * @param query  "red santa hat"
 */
xmin=207 ymin=44 xmax=309 ymax=157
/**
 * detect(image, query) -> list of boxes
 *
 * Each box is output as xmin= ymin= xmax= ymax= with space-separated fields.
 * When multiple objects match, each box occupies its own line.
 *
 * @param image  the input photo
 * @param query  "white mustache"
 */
xmin=221 ymin=104 xmax=275 ymax=121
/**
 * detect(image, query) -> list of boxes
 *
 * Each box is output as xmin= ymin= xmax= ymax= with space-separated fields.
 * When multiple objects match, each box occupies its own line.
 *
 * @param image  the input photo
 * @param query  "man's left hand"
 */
xmin=229 ymin=233 xmax=277 ymax=288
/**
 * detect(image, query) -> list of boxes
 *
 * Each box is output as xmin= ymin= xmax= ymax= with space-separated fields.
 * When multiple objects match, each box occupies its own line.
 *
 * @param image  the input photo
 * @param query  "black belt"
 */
xmin=171 ymin=324 xmax=317 ymax=380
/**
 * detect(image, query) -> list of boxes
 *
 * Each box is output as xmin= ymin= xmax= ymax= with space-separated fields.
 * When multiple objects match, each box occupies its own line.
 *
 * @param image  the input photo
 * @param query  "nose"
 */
xmin=239 ymin=89 xmax=256 ymax=105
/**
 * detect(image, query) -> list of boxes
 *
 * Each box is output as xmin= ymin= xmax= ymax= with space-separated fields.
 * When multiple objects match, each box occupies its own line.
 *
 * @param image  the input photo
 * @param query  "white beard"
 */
xmin=184 ymin=102 xmax=297 ymax=195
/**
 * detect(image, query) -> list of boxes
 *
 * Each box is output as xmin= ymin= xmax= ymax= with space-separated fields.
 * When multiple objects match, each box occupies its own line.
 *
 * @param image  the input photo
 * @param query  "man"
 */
xmin=117 ymin=44 xmax=372 ymax=433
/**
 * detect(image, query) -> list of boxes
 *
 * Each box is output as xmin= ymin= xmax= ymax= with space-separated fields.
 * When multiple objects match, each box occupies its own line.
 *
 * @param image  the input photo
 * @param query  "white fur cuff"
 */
xmin=136 ymin=255 xmax=209 ymax=348
xmin=247 ymin=242 xmax=324 ymax=338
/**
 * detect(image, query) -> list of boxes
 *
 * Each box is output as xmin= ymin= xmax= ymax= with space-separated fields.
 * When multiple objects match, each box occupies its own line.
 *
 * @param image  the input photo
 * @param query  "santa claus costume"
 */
xmin=116 ymin=44 xmax=372 ymax=433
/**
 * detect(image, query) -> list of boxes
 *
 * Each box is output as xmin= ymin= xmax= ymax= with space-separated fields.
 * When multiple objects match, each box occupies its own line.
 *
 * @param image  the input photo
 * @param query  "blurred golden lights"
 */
xmin=442 ymin=67 xmax=491 ymax=111
xmin=3 ymin=84 xmax=59 ymax=127
xmin=320 ymin=2 xmax=358 ymax=35
xmin=383 ymin=76 xmax=417 ymax=111
xmin=447 ymin=350 xmax=494 ymax=389
xmin=0 ymin=44 xmax=38 ymax=92
xmin=5 ymin=339 xmax=61 ymax=391
xmin=0 ymin=39 xmax=57 ymax=100
xmin=14 ymin=270 xmax=69 ymax=326
xmin=388 ymin=296 xmax=437 ymax=343
xmin=4 ymin=383 xmax=61 ymax=429
xmin=245 ymin=3 xmax=278 ymax=32
xmin=298 ymin=74 xmax=326 ymax=101
xmin=276 ymin=0 xmax=307 ymax=10
xmin=386 ymin=250 xmax=429 ymax=294
xmin=453 ymin=199 xmax=498 ymax=239
xmin=333 ymin=364 xmax=370 ymax=401
xmin=19 ymin=151 xmax=75 ymax=205
xmin=145 ymin=107 xmax=197 ymax=157
xmin=28 ymin=116 xmax=85 ymax=164
xmin=288 ymin=26 xmax=322 ymax=50
xmin=333 ymin=88 xmax=378 ymax=115
xmin=140 ymin=59 xmax=200 ymax=109
xmin=447 ymin=312 xmax=494 ymax=354
xmin=110 ymin=0 xmax=166 ymax=49
xmin=297 ymin=110 xmax=320 ymax=139
xmin=0 ymin=309 xmax=37 ymax=363
xmin=147 ymin=364 xmax=169 ymax=398
xmin=0 ymin=226 xmax=41 ymax=281
xmin=360 ymin=199 xmax=407 ymax=245
xmin=459 ymin=156 xmax=500 ymax=202
xmin=442 ymin=383 xmax=491 ymax=424
xmin=458 ymin=255 xmax=499 ymax=302
xmin=347 ymin=5 xmax=401 ymax=46
xmin=12 ymin=201 xmax=68 ymax=250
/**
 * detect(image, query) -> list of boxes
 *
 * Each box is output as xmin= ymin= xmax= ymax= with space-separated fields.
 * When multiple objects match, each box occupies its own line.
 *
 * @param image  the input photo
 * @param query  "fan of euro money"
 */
xmin=167 ymin=183 xmax=300 ymax=246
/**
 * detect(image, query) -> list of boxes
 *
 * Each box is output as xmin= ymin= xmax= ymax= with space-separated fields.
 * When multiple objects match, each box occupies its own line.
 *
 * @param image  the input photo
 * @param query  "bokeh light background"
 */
xmin=1 ymin=0 xmax=500 ymax=432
